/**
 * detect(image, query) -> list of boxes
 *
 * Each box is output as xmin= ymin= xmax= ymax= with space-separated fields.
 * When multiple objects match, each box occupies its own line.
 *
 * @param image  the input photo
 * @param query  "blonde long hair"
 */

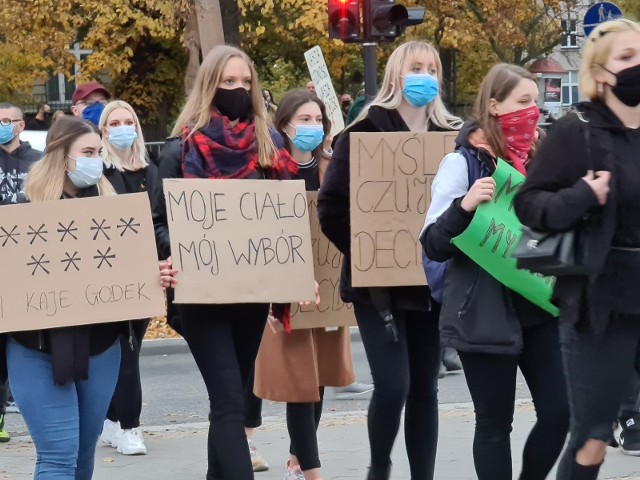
xmin=99 ymin=100 xmax=148 ymax=171
xmin=352 ymin=41 xmax=462 ymax=130
xmin=580 ymin=18 xmax=640 ymax=101
xmin=24 ymin=116 xmax=114 ymax=202
xmin=171 ymin=45 xmax=277 ymax=168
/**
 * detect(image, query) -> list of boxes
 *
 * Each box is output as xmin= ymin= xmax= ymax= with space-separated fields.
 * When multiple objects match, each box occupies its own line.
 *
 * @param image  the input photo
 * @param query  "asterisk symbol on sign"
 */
xmin=117 ymin=217 xmax=140 ymax=237
xmin=94 ymin=246 xmax=116 ymax=269
xmin=0 ymin=225 xmax=20 ymax=247
xmin=90 ymin=218 xmax=111 ymax=241
xmin=61 ymin=251 xmax=81 ymax=272
xmin=26 ymin=253 xmax=50 ymax=275
xmin=26 ymin=224 xmax=48 ymax=245
xmin=57 ymin=221 xmax=78 ymax=241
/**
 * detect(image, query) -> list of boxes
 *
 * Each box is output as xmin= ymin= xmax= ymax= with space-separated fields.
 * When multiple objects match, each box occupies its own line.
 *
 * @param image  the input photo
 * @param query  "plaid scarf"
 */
xmin=181 ymin=113 xmax=298 ymax=331
xmin=182 ymin=113 xmax=297 ymax=180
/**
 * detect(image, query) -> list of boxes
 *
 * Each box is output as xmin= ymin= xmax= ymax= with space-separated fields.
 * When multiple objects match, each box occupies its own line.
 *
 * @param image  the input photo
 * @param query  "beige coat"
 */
xmin=254 ymin=325 xmax=355 ymax=403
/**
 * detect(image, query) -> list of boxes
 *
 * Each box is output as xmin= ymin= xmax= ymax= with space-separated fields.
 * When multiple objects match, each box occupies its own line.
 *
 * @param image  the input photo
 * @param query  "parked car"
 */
xmin=20 ymin=130 xmax=47 ymax=152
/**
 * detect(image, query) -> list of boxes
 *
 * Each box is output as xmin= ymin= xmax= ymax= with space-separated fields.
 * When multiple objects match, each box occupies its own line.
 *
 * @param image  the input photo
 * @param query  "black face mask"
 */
xmin=213 ymin=87 xmax=253 ymax=121
xmin=603 ymin=63 xmax=640 ymax=107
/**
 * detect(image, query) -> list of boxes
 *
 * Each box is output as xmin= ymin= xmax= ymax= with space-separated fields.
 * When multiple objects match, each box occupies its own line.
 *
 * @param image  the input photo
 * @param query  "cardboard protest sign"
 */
xmin=452 ymin=160 xmax=559 ymax=316
xmin=0 ymin=193 xmax=165 ymax=333
xmin=290 ymin=192 xmax=355 ymax=329
xmin=349 ymin=131 xmax=457 ymax=287
xmin=164 ymin=179 xmax=315 ymax=304
xmin=304 ymin=46 xmax=345 ymax=137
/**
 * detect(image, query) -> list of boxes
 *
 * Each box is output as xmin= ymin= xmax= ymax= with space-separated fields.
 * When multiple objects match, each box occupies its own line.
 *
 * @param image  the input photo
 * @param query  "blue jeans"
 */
xmin=7 ymin=338 xmax=120 ymax=480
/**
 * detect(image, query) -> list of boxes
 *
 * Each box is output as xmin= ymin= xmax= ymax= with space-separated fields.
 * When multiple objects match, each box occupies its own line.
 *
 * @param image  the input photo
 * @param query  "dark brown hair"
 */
xmin=274 ymin=89 xmax=331 ymax=159
xmin=473 ymin=63 xmax=538 ymax=163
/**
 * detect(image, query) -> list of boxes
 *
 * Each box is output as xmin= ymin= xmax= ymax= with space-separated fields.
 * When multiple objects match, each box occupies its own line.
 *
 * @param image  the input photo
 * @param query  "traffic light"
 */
xmin=328 ymin=0 xmax=361 ymax=43
xmin=364 ymin=0 xmax=408 ymax=41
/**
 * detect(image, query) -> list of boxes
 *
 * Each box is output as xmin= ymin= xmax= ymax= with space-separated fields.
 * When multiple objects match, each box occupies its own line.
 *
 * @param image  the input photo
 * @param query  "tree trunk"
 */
xmin=219 ymin=0 xmax=241 ymax=46
xmin=184 ymin=8 xmax=202 ymax=95
xmin=194 ymin=0 xmax=225 ymax=57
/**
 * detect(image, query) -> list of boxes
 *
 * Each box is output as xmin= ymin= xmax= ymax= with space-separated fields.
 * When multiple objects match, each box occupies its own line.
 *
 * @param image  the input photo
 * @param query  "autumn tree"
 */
xmin=0 ymin=0 xmax=190 ymax=137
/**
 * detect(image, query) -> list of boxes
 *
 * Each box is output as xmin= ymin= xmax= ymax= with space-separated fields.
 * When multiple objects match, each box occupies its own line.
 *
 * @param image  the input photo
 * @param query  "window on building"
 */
xmin=561 ymin=19 xmax=578 ymax=48
xmin=562 ymin=71 xmax=579 ymax=106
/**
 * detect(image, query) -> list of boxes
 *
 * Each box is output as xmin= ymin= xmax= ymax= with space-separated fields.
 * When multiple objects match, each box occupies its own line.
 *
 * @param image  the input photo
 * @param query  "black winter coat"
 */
xmin=317 ymin=106 xmax=451 ymax=311
xmin=422 ymin=124 xmax=552 ymax=355
xmin=514 ymin=101 xmax=638 ymax=333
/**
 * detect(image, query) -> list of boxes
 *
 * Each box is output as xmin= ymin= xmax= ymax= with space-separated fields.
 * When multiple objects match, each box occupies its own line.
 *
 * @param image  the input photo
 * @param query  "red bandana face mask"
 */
xmin=497 ymin=105 xmax=540 ymax=176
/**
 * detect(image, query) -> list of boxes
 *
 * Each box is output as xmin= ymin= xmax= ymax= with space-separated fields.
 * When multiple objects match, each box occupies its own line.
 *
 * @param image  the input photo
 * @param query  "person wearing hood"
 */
xmin=514 ymin=19 xmax=640 ymax=480
xmin=318 ymin=40 xmax=461 ymax=480
xmin=71 ymin=81 xmax=112 ymax=127
xmin=421 ymin=63 xmax=569 ymax=480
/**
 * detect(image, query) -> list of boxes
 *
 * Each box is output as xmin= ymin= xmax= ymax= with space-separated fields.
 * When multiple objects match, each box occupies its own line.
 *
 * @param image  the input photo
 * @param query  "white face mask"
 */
xmin=67 ymin=155 xmax=103 ymax=188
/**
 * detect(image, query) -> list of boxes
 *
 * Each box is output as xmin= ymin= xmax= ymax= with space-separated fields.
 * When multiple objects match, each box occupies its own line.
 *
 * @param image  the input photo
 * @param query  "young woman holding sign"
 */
xmin=421 ymin=63 xmax=569 ymax=480
xmin=153 ymin=45 xmax=308 ymax=480
xmin=98 ymin=100 xmax=160 ymax=456
xmin=515 ymin=19 xmax=640 ymax=480
xmin=1 ymin=115 xmax=176 ymax=480
xmin=250 ymin=88 xmax=355 ymax=480
xmin=318 ymin=41 xmax=461 ymax=480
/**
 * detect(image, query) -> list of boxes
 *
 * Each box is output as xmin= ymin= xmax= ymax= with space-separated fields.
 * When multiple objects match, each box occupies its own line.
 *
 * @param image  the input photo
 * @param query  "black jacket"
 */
xmin=422 ymin=125 xmax=552 ymax=355
xmin=0 ymin=141 xmax=43 ymax=204
xmin=317 ymin=106 xmax=451 ymax=311
xmin=514 ymin=101 xmax=638 ymax=333
xmin=105 ymin=161 xmax=162 ymax=260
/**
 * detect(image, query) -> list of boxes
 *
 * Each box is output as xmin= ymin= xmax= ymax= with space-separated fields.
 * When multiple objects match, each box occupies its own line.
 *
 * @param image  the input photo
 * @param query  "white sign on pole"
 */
xmin=304 ymin=46 xmax=345 ymax=138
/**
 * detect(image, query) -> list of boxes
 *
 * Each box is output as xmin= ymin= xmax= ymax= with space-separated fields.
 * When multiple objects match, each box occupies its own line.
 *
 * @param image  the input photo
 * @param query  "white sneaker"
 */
xmin=100 ymin=419 xmax=121 ymax=447
xmin=115 ymin=427 xmax=147 ymax=455
xmin=248 ymin=439 xmax=269 ymax=472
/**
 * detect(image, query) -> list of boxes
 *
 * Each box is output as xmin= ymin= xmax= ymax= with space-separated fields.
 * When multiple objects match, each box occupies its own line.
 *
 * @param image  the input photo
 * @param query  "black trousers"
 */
xmin=353 ymin=302 xmax=440 ymax=480
xmin=244 ymin=366 xmax=262 ymax=429
xmin=459 ymin=320 xmax=569 ymax=480
xmin=287 ymin=388 xmax=325 ymax=471
xmin=179 ymin=303 xmax=269 ymax=480
xmin=556 ymin=315 xmax=640 ymax=480
xmin=0 ymin=379 xmax=7 ymax=415
xmin=106 ymin=319 xmax=149 ymax=429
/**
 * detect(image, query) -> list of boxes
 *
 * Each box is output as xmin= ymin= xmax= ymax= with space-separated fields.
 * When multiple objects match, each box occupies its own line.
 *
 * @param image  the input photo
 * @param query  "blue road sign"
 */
xmin=584 ymin=2 xmax=623 ymax=38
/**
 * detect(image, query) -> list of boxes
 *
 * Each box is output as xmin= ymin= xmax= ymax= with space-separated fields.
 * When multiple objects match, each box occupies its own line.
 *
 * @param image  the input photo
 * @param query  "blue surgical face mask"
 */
xmin=108 ymin=125 xmax=138 ymax=150
xmin=81 ymin=103 xmax=105 ymax=126
xmin=288 ymin=124 xmax=324 ymax=152
xmin=402 ymin=74 xmax=439 ymax=108
xmin=67 ymin=155 xmax=104 ymax=189
xmin=0 ymin=124 xmax=15 ymax=145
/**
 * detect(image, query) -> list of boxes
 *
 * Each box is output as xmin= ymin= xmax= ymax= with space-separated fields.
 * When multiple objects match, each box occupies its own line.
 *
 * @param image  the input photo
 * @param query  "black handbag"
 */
xmin=513 ymin=115 xmax=607 ymax=277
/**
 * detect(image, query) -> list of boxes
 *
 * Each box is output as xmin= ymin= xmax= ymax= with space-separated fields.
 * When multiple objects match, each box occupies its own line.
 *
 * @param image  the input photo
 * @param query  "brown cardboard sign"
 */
xmin=0 ymin=193 xmax=165 ymax=333
xmin=290 ymin=192 xmax=355 ymax=329
xmin=349 ymin=132 xmax=457 ymax=287
xmin=163 ymin=179 xmax=316 ymax=304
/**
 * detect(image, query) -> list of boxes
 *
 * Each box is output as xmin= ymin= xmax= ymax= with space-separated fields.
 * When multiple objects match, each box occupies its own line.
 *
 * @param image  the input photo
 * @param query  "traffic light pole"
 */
xmin=363 ymin=42 xmax=378 ymax=101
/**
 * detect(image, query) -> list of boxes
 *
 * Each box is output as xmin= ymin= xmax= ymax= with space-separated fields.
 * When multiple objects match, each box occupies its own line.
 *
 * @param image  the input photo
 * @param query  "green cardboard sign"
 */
xmin=451 ymin=159 xmax=559 ymax=316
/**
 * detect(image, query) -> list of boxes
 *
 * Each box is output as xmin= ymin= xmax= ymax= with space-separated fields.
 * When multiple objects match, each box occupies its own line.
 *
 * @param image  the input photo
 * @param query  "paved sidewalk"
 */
xmin=2 ymin=401 xmax=640 ymax=479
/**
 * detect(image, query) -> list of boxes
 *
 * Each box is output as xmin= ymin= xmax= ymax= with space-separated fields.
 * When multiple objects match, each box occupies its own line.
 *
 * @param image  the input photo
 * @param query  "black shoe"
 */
xmin=620 ymin=417 xmax=640 ymax=456
xmin=442 ymin=347 xmax=462 ymax=372
xmin=366 ymin=463 xmax=391 ymax=480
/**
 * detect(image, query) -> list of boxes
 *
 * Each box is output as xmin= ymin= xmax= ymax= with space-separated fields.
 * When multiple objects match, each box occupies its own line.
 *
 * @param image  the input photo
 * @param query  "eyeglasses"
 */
xmin=0 ymin=118 xmax=22 ymax=126
xmin=76 ymin=99 xmax=108 ymax=107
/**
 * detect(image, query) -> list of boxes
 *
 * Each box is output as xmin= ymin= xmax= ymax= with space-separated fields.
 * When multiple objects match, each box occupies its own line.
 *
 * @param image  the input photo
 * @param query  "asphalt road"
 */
xmin=4 ymin=336 xmax=532 ymax=436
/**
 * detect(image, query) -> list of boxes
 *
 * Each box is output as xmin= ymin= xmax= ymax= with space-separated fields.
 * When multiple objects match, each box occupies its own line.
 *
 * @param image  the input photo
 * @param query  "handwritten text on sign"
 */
xmin=451 ymin=160 xmax=558 ymax=316
xmin=349 ymin=132 xmax=456 ymax=287
xmin=164 ymin=179 xmax=315 ymax=304
xmin=304 ymin=46 xmax=345 ymax=137
xmin=290 ymin=193 xmax=355 ymax=329
xmin=0 ymin=193 xmax=165 ymax=333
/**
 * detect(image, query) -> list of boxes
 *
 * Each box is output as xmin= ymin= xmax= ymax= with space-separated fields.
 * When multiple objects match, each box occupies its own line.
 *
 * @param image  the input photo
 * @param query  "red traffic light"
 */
xmin=328 ymin=0 xmax=361 ymax=42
